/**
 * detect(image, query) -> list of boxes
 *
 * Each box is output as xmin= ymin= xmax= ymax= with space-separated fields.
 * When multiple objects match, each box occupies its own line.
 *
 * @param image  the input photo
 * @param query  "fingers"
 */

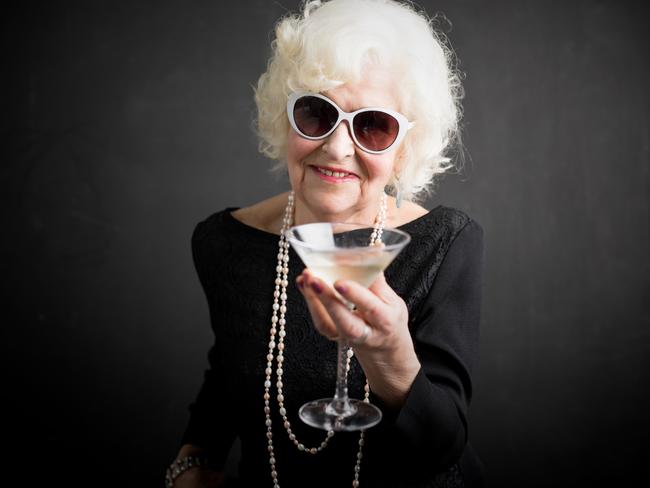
xmin=332 ymin=273 xmax=396 ymax=333
xmin=367 ymin=272 xmax=399 ymax=304
xmin=298 ymin=270 xmax=381 ymax=346
xmin=349 ymin=323 xmax=372 ymax=346
xmin=319 ymin=288 xmax=372 ymax=344
xmin=296 ymin=274 xmax=339 ymax=340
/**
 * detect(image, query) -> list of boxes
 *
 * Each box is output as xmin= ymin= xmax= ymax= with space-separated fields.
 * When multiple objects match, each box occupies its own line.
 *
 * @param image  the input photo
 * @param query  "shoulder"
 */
xmin=390 ymin=196 xmax=482 ymax=242
xmin=191 ymin=192 xmax=288 ymax=248
xmin=406 ymin=205 xmax=483 ymax=282
xmin=405 ymin=204 xmax=483 ymax=245
xmin=390 ymin=205 xmax=483 ymax=314
xmin=230 ymin=192 xmax=288 ymax=235
xmin=428 ymin=206 xmax=483 ymax=269
xmin=437 ymin=206 xmax=483 ymax=239
xmin=423 ymin=206 xmax=484 ymax=283
xmin=191 ymin=207 xmax=231 ymax=244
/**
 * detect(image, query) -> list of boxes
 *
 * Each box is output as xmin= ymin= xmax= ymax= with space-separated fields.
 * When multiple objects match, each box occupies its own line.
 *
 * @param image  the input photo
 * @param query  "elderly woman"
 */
xmin=167 ymin=0 xmax=484 ymax=487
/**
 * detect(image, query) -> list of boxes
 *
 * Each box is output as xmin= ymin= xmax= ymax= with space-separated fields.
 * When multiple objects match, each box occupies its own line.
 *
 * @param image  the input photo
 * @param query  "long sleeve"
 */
xmin=179 ymin=220 xmax=237 ymax=469
xmin=368 ymin=218 xmax=484 ymax=481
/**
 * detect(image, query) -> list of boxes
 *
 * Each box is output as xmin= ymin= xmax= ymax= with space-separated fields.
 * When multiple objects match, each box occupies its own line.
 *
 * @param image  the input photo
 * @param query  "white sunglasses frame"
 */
xmin=287 ymin=91 xmax=415 ymax=155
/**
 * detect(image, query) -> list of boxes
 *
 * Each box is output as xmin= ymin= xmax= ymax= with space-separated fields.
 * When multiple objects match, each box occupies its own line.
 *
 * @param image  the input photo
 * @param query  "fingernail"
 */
xmin=296 ymin=277 xmax=304 ymax=289
xmin=334 ymin=283 xmax=347 ymax=294
xmin=310 ymin=280 xmax=323 ymax=294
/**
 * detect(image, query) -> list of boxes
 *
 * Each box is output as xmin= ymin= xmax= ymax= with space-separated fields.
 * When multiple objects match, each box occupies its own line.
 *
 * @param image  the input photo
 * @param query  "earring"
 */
xmin=394 ymin=171 xmax=402 ymax=209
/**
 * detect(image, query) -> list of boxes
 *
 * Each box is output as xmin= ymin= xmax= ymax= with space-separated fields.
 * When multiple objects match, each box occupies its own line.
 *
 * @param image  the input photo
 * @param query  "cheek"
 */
xmin=287 ymin=131 xmax=320 ymax=164
xmin=363 ymin=154 xmax=396 ymax=182
xmin=286 ymin=132 xmax=322 ymax=186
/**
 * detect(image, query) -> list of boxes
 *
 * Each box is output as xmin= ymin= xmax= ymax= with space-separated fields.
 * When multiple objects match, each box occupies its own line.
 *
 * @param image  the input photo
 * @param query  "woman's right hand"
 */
xmin=173 ymin=468 xmax=225 ymax=488
xmin=171 ymin=444 xmax=225 ymax=488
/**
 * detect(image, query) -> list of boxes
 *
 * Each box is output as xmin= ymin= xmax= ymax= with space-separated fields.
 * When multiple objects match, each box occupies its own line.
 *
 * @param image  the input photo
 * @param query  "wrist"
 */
xmin=356 ymin=346 xmax=420 ymax=410
xmin=165 ymin=454 xmax=212 ymax=488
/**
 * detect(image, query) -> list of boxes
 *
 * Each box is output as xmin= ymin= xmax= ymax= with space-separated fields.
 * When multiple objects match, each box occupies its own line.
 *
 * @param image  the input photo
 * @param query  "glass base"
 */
xmin=298 ymin=398 xmax=383 ymax=431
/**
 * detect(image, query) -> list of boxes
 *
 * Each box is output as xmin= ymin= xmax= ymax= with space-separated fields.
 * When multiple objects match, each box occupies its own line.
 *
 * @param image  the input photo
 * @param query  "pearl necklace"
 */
xmin=264 ymin=190 xmax=388 ymax=488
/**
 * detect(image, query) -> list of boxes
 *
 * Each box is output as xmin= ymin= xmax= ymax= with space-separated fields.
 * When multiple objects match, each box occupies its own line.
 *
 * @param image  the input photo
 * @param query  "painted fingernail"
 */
xmin=310 ymin=280 xmax=323 ymax=294
xmin=334 ymin=283 xmax=347 ymax=294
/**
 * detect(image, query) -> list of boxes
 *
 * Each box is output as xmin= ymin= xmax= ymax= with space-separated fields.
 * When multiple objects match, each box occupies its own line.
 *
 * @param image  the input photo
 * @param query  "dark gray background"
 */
xmin=3 ymin=1 xmax=648 ymax=486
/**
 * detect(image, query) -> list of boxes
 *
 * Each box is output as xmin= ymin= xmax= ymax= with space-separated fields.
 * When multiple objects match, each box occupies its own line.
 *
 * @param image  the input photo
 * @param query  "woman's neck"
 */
xmin=292 ymin=194 xmax=393 ymax=227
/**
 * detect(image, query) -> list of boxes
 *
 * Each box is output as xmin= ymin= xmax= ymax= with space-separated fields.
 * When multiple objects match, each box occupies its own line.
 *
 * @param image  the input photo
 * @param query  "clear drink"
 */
xmin=286 ymin=222 xmax=411 ymax=431
xmin=301 ymin=251 xmax=392 ymax=288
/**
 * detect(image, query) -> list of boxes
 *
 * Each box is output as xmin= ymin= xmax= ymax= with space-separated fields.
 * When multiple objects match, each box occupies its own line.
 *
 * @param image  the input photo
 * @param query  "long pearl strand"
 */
xmin=263 ymin=191 xmax=388 ymax=488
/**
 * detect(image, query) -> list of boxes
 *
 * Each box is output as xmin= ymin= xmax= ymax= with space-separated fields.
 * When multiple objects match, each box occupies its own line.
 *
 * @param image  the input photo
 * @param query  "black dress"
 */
xmin=179 ymin=205 xmax=485 ymax=488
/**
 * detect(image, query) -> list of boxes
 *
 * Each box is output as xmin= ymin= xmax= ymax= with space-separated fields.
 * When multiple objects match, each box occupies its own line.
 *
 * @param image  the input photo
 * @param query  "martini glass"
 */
xmin=286 ymin=222 xmax=411 ymax=431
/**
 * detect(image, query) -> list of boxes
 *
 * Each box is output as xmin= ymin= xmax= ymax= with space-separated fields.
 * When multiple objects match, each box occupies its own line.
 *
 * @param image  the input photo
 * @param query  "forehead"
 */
xmin=322 ymin=65 xmax=400 ymax=112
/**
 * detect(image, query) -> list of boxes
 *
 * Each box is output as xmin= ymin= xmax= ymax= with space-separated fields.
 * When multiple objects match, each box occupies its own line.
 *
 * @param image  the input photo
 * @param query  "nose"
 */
xmin=322 ymin=120 xmax=355 ymax=160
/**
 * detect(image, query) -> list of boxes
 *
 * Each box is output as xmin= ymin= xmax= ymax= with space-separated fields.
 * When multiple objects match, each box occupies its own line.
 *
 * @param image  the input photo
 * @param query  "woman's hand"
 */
xmin=173 ymin=468 xmax=225 ymax=488
xmin=296 ymin=269 xmax=421 ymax=409
xmin=172 ymin=445 xmax=225 ymax=488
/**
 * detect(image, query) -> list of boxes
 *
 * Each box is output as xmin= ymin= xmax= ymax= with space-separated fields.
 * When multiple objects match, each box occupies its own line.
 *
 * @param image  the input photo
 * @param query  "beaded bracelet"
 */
xmin=164 ymin=455 xmax=210 ymax=488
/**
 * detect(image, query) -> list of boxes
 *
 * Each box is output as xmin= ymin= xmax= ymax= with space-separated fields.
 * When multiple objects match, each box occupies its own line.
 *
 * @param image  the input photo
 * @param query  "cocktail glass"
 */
xmin=286 ymin=222 xmax=411 ymax=431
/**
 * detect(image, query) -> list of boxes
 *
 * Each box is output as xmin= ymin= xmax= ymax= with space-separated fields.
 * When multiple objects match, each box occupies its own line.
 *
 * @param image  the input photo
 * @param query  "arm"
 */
xmin=296 ymin=218 xmax=484 ymax=476
xmin=374 ymin=219 xmax=484 ymax=473
xmin=171 ymin=220 xmax=238 ymax=482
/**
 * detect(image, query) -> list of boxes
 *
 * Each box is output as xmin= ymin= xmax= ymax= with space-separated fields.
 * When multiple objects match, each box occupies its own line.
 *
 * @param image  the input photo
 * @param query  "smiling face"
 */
xmin=286 ymin=65 xmax=404 ymax=226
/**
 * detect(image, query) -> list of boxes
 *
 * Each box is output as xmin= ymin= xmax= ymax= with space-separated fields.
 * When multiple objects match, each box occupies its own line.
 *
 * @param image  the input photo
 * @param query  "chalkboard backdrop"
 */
xmin=3 ymin=1 xmax=648 ymax=486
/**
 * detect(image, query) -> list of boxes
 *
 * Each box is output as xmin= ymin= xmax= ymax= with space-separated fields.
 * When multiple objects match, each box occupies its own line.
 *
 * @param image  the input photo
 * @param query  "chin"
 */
xmin=303 ymin=190 xmax=358 ymax=217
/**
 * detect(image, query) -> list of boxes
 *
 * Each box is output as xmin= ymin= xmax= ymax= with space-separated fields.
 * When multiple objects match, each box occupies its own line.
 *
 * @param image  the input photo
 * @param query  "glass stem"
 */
xmin=327 ymin=300 xmax=357 ymax=417
xmin=328 ymin=338 xmax=354 ymax=416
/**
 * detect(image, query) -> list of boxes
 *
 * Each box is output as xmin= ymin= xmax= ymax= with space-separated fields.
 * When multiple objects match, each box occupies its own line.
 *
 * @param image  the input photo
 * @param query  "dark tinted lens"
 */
xmin=293 ymin=96 xmax=339 ymax=137
xmin=353 ymin=111 xmax=399 ymax=151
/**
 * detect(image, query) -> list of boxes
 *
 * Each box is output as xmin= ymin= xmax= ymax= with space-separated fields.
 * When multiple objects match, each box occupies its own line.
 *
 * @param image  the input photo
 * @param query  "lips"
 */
xmin=309 ymin=165 xmax=359 ymax=179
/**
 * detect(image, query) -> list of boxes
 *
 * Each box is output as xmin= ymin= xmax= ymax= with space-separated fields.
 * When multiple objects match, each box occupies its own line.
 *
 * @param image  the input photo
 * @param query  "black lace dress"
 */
xmin=179 ymin=205 xmax=485 ymax=488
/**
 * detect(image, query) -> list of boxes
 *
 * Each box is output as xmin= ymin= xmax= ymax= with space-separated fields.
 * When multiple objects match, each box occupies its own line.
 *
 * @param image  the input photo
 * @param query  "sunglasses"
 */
xmin=287 ymin=92 xmax=414 ymax=154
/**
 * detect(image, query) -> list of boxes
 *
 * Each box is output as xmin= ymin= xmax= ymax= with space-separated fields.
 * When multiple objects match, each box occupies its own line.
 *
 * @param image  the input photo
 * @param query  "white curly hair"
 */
xmin=254 ymin=0 xmax=465 ymax=202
